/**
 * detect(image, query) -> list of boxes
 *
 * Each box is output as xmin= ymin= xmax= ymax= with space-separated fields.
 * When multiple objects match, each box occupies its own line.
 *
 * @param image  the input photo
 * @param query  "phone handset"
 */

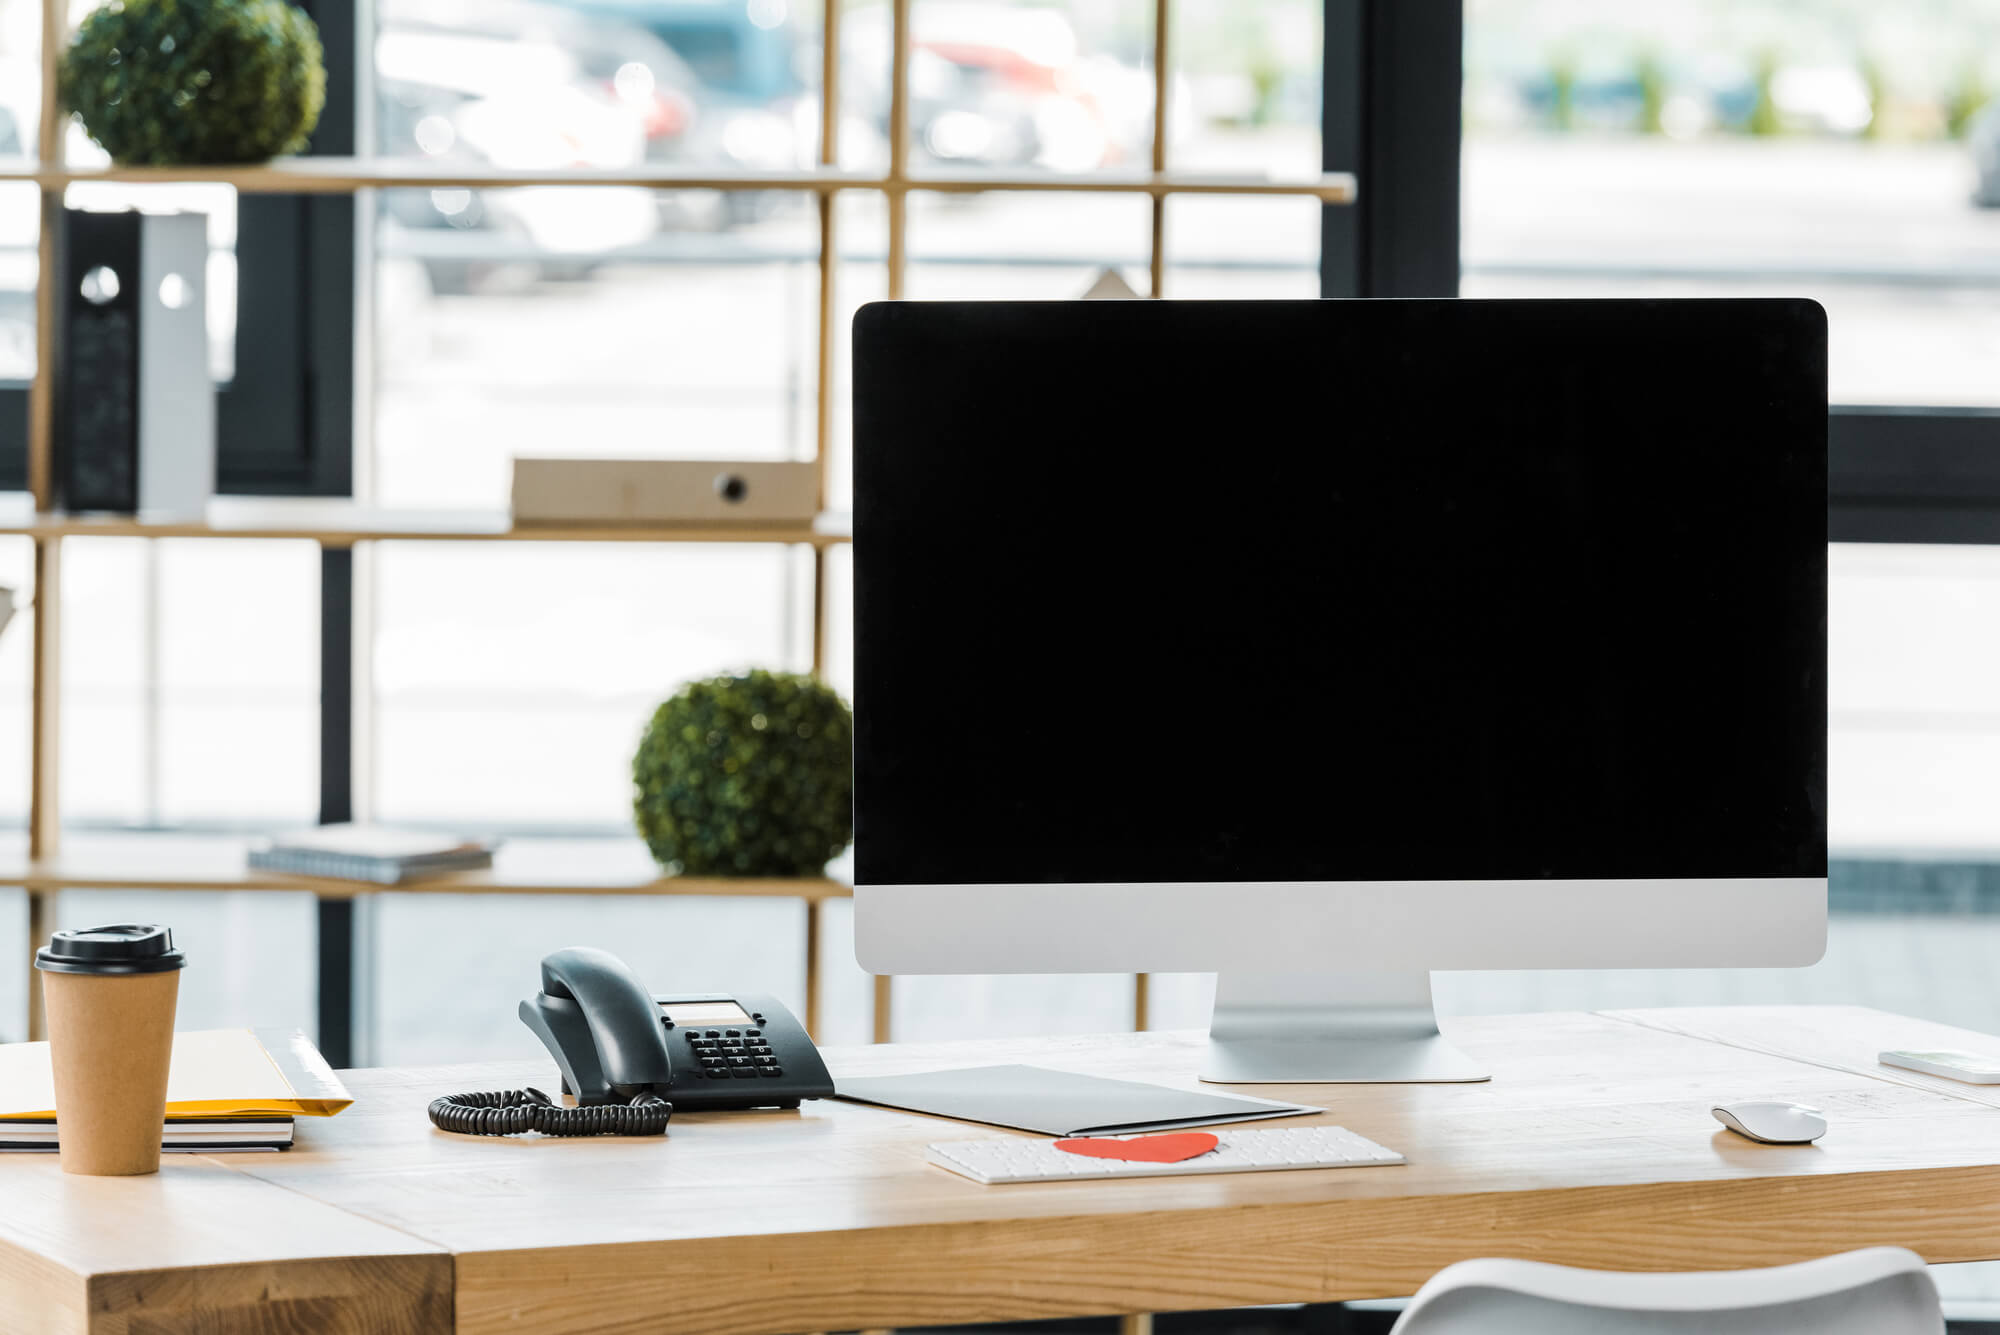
xmin=428 ymin=948 xmax=674 ymax=1137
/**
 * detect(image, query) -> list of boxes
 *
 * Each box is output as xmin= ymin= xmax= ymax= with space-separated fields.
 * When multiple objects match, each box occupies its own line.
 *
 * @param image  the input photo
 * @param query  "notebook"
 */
xmin=248 ymin=824 xmax=497 ymax=884
xmin=0 ymin=1027 xmax=352 ymax=1122
xmin=835 ymin=1065 xmax=1322 ymax=1137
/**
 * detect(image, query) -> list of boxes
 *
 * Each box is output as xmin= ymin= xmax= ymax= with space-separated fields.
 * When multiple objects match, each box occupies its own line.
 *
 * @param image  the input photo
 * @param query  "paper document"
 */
xmin=0 ymin=1027 xmax=352 ymax=1121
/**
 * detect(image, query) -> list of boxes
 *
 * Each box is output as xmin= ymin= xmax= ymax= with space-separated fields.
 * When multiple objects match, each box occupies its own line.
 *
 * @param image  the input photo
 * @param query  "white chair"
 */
xmin=1388 ymin=1247 xmax=1944 ymax=1334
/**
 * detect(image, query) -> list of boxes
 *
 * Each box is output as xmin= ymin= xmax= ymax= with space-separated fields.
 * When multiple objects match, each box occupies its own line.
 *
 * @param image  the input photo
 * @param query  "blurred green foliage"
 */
xmin=633 ymin=669 xmax=853 ymax=877
xmin=1247 ymin=49 xmax=1283 ymax=127
xmin=1547 ymin=49 xmax=1577 ymax=131
xmin=61 ymin=0 xmax=325 ymax=165
xmin=1749 ymin=49 xmax=1783 ymax=135
xmin=1635 ymin=49 xmax=1667 ymax=134
xmin=1471 ymin=2 xmax=1999 ymax=142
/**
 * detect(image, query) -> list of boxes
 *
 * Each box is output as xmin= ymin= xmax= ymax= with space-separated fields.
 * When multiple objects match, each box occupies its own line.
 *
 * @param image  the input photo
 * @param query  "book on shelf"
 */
xmin=0 ymin=1027 xmax=352 ymax=1154
xmin=248 ymin=822 xmax=498 ymax=884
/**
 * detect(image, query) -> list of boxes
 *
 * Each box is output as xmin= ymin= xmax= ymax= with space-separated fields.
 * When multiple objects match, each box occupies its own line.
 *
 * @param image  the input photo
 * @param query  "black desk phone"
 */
xmin=426 ymin=947 xmax=833 ymax=1137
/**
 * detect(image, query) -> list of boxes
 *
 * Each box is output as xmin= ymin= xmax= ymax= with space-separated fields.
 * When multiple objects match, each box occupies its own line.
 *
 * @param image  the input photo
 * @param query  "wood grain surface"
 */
xmin=4 ymin=1007 xmax=2000 ymax=1335
xmin=0 ymin=831 xmax=848 ymax=900
xmin=0 ymin=1155 xmax=448 ymax=1335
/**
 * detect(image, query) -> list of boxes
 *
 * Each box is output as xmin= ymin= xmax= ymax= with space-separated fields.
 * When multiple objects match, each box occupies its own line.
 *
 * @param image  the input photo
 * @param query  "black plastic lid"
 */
xmin=35 ymin=924 xmax=185 ymax=975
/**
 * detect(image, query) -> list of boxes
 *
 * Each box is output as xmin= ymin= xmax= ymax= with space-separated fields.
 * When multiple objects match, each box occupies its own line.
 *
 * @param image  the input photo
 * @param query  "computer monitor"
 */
xmin=851 ymin=298 xmax=1827 ymax=1084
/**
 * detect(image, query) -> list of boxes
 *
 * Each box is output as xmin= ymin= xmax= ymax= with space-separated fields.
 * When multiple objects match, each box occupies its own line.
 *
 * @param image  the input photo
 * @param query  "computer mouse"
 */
xmin=1711 ymin=1101 xmax=1827 ymax=1144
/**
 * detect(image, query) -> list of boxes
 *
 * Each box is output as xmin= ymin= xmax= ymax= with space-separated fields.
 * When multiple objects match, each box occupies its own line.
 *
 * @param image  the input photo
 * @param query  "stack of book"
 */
xmin=0 ymin=1028 xmax=353 ymax=1155
xmin=0 ymin=1115 xmax=296 ymax=1153
xmin=248 ymin=823 xmax=499 ymax=885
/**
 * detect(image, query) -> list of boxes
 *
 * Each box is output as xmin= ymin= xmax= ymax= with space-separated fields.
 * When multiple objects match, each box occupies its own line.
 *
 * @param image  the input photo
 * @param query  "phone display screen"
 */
xmin=660 ymin=1000 xmax=752 ymax=1026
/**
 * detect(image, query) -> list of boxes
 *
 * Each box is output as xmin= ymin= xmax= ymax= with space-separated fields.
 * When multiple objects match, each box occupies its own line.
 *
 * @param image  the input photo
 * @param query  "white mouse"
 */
xmin=1712 ymin=1101 xmax=1827 ymax=1144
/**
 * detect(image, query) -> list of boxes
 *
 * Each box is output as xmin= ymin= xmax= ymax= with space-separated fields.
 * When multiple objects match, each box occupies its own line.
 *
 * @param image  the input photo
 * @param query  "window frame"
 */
xmin=1830 ymin=408 xmax=2000 ymax=543
xmin=1331 ymin=0 xmax=2000 ymax=548
xmin=1321 ymin=1 xmax=1461 ymax=300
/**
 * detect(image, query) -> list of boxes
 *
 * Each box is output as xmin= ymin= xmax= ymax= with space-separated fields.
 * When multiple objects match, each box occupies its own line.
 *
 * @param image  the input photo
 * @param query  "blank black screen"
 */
xmin=853 ymin=299 xmax=1827 ymax=885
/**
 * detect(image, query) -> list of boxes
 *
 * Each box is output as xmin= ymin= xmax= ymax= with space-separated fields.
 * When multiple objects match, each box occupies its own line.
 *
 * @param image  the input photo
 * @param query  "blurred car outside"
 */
xmin=552 ymin=0 xmax=822 ymax=221
xmin=376 ymin=0 xmax=665 ymax=290
xmin=845 ymin=1 xmax=1157 ymax=173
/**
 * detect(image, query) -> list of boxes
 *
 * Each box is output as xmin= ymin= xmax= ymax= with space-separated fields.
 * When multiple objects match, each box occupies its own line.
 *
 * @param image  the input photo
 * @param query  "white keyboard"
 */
xmin=926 ymin=1124 xmax=1405 ymax=1185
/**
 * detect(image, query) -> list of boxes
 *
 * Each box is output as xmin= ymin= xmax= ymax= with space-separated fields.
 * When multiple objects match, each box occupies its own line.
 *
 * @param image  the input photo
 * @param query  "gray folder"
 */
xmin=834 ymin=1064 xmax=1322 ymax=1136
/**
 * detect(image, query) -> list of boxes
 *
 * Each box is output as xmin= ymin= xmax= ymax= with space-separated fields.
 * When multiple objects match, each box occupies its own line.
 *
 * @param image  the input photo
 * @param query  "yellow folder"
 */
xmin=0 ymin=1027 xmax=353 ymax=1121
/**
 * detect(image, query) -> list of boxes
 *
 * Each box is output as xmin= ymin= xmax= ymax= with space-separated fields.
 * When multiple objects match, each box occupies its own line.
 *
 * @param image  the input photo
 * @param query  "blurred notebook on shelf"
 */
xmin=0 ymin=1115 xmax=294 ymax=1153
xmin=0 ymin=1027 xmax=353 ymax=1126
xmin=249 ymin=823 xmax=497 ymax=884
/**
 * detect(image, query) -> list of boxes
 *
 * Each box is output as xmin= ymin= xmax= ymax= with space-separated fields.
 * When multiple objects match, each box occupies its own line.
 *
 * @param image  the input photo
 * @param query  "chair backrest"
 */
xmin=1389 ymin=1247 xmax=1944 ymax=1335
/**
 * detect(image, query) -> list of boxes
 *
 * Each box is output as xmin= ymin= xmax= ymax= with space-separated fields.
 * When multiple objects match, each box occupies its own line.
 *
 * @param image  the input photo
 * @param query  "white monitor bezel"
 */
xmin=854 ymin=878 xmax=1827 ymax=975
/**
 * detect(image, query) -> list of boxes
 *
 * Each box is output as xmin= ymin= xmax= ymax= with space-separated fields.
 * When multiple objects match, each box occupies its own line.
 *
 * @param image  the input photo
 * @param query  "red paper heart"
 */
xmin=1054 ymin=1132 xmax=1219 ymax=1164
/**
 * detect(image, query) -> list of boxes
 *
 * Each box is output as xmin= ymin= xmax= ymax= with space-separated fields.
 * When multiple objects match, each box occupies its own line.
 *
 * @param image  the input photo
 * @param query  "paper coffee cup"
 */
xmin=35 ymin=924 xmax=185 ymax=1176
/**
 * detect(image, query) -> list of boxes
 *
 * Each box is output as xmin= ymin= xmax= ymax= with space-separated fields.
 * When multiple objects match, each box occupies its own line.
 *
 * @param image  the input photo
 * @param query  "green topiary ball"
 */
xmin=61 ymin=0 xmax=326 ymax=166
xmin=633 ymin=669 xmax=854 ymax=877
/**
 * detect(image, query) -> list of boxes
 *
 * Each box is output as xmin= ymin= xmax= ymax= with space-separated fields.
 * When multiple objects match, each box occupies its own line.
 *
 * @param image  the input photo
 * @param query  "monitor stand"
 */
xmin=1201 ymin=971 xmax=1489 ymax=1084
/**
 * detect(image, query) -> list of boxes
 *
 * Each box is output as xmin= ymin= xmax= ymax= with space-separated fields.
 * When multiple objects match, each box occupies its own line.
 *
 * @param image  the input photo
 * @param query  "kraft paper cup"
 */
xmin=34 ymin=925 xmax=185 ymax=1177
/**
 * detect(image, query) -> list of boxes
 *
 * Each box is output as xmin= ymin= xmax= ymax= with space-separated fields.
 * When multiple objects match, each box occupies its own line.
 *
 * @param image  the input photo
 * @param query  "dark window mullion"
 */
xmin=1831 ymin=407 xmax=2000 ymax=543
xmin=217 ymin=0 xmax=356 ymax=497
xmin=1320 ymin=0 xmax=1461 ymax=300
xmin=0 ymin=387 xmax=22 ymax=486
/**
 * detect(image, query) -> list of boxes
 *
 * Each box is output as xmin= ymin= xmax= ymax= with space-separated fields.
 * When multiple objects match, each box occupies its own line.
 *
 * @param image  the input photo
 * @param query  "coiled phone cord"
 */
xmin=427 ymin=1087 xmax=671 ymax=1137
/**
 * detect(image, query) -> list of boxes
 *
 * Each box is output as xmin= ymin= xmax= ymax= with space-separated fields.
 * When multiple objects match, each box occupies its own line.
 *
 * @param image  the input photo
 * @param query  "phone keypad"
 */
xmin=686 ymin=1028 xmax=783 ymax=1080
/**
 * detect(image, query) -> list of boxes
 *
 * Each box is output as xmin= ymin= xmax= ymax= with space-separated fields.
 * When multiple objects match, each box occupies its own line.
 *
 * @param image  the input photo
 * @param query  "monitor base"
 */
xmin=1200 ymin=970 xmax=1489 ymax=1084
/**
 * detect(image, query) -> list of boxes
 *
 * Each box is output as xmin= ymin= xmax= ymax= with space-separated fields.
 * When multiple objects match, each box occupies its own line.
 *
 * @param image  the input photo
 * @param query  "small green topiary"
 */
xmin=61 ymin=0 xmax=326 ymax=166
xmin=633 ymin=670 xmax=853 ymax=877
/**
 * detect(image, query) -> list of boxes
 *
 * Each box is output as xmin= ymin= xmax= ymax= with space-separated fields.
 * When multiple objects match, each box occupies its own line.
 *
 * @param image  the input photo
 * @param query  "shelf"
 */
xmin=0 ymin=497 xmax=853 ymax=547
xmin=3 ymin=158 xmax=876 ymax=194
xmin=0 ymin=831 xmax=851 ymax=899
xmin=904 ymin=168 xmax=1358 ymax=202
xmin=0 ymin=156 xmax=1357 ymax=202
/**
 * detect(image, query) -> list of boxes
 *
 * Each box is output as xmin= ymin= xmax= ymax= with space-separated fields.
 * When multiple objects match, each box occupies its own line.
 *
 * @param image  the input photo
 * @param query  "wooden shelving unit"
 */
xmin=9 ymin=831 xmax=852 ymax=1045
xmin=0 ymin=831 xmax=851 ymax=900
xmin=0 ymin=156 xmax=1358 ymax=201
xmin=0 ymin=496 xmax=854 ymax=546
xmin=9 ymin=0 xmax=1354 ymax=1054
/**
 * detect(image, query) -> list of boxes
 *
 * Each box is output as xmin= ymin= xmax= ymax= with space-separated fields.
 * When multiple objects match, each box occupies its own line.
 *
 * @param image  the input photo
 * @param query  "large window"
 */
xmin=352 ymin=0 xmax=1337 ymax=1054
xmin=1464 ymin=0 xmax=2000 ymax=405
xmin=0 ymin=0 xmax=1352 ymax=1055
xmin=1463 ymin=0 xmax=2000 ymax=858
xmin=15 ymin=2 xmax=2000 ymax=1142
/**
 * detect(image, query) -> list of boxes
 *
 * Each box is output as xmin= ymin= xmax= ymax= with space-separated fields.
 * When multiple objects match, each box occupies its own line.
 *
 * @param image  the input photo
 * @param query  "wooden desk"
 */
xmin=6 ymin=1005 xmax=2000 ymax=1335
